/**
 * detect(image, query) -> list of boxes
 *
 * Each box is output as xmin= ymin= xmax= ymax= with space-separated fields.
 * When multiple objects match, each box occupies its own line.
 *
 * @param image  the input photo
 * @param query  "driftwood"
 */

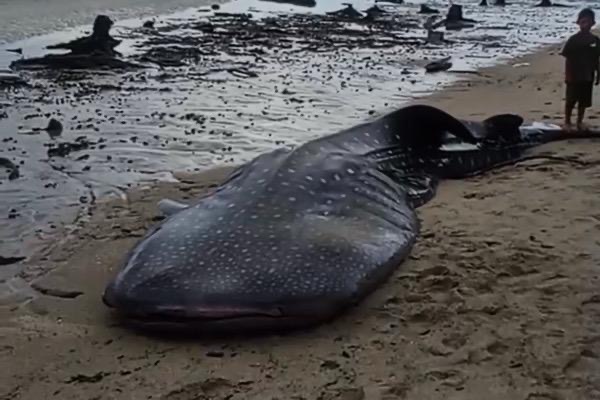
xmin=0 ymin=157 xmax=19 ymax=180
xmin=425 ymin=56 xmax=452 ymax=73
xmin=430 ymin=4 xmax=477 ymax=30
xmin=259 ymin=0 xmax=316 ymax=7
xmin=326 ymin=4 xmax=364 ymax=19
xmin=535 ymin=0 xmax=571 ymax=7
xmin=419 ymin=4 xmax=439 ymax=14
xmin=11 ymin=15 xmax=142 ymax=71
xmin=46 ymin=15 xmax=122 ymax=56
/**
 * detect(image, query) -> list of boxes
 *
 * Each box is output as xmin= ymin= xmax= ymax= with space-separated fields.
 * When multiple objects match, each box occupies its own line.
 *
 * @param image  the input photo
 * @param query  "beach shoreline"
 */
xmin=3 ymin=36 xmax=600 ymax=399
xmin=0 ymin=0 xmax=224 ymax=44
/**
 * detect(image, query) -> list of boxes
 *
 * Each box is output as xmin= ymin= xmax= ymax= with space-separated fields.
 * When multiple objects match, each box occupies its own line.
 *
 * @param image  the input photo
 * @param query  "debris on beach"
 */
xmin=45 ymin=118 xmax=63 ymax=138
xmin=18 ymin=118 xmax=64 ymax=137
xmin=46 ymin=137 xmax=94 ymax=158
xmin=0 ymin=157 xmax=20 ymax=180
xmin=259 ymin=0 xmax=316 ymax=7
xmin=436 ymin=4 xmax=477 ymax=30
xmin=535 ymin=0 xmax=571 ymax=7
xmin=46 ymin=15 xmax=121 ymax=56
xmin=364 ymin=5 xmax=388 ymax=17
xmin=0 ymin=71 xmax=29 ymax=88
xmin=142 ymin=19 xmax=155 ymax=29
xmin=426 ymin=30 xmax=446 ymax=44
xmin=425 ymin=56 xmax=452 ymax=73
xmin=132 ymin=9 xmax=423 ymax=69
xmin=10 ymin=53 xmax=146 ymax=71
xmin=419 ymin=4 xmax=439 ymax=14
xmin=30 ymin=281 xmax=84 ymax=299
xmin=10 ymin=15 xmax=145 ymax=71
xmin=0 ymin=255 xmax=26 ymax=266
xmin=326 ymin=3 xmax=364 ymax=19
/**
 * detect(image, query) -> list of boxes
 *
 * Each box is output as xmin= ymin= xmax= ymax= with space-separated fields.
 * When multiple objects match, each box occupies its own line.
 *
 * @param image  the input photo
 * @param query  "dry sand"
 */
xmin=2 ymin=43 xmax=600 ymax=400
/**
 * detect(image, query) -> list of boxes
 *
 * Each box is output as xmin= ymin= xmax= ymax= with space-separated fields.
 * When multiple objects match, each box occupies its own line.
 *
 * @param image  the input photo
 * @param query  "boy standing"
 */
xmin=561 ymin=8 xmax=600 ymax=132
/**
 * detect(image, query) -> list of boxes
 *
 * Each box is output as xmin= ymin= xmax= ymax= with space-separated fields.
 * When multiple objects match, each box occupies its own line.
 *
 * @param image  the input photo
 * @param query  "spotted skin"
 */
xmin=102 ymin=105 xmax=599 ymax=334
xmin=104 ymin=147 xmax=420 ymax=331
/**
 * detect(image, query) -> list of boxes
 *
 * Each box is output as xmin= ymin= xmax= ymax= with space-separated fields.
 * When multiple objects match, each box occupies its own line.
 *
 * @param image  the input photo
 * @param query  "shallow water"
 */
xmin=0 ymin=0 xmax=590 ymax=296
xmin=0 ymin=0 xmax=224 ymax=44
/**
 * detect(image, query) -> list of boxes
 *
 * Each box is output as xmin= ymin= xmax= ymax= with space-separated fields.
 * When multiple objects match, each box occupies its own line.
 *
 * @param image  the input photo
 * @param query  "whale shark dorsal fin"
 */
xmin=158 ymin=198 xmax=189 ymax=216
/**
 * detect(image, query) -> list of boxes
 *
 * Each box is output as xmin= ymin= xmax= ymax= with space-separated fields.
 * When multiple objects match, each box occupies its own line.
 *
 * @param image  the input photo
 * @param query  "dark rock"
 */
xmin=425 ymin=56 xmax=452 ymax=73
xmin=45 ymin=118 xmax=63 ymax=137
xmin=419 ymin=4 xmax=439 ymax=13
xmin=259 ymin=0 xmax=316 ymax=7
xmin=46 ymin=15 xmax=121 ymax=56
xmin=31 ymin=282 xmax=84 ymax=299
xmin=326 ymin=4 xmax=364 ymax=19
xmin=0 ymin=157 xmax=19 ymax=180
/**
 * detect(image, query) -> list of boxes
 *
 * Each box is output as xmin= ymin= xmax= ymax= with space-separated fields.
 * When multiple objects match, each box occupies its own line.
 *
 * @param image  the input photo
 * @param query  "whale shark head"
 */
xmin=102 ymin=147 xmax=418 ymax=334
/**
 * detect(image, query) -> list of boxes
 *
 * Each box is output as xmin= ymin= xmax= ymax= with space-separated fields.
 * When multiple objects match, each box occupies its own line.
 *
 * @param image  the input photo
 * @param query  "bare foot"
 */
xmin=562 ymin=122 xmax=575 ymax=132
xmin=577 ymin=122 xmax=590 ymax=132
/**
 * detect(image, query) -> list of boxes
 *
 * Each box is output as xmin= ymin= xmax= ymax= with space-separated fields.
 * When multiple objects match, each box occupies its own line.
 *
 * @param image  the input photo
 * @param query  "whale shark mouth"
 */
xmin=105 ymin=303 xmax=338 ymax=335
xmin=103 ymin=288 xmax=286 ymax=320
xmin=102 ymin=287 xmax=344 ymax=333
xmin=119 ymin=305 xmax=285 ymax=320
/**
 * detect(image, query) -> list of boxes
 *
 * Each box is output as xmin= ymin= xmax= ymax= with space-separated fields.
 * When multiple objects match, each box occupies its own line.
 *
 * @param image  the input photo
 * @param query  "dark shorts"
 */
xmin=566 ymin=81 xmax=593 ymax=108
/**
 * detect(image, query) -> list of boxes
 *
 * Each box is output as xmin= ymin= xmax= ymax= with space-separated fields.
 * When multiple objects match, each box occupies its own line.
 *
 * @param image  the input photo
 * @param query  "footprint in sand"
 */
xmin=424 ymin=368 xmax=467 ymax=389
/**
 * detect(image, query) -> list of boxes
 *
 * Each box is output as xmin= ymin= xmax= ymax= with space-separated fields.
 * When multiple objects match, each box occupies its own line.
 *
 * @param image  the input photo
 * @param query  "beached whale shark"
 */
xmin=102 ymin=104 xmax=598 ymax=334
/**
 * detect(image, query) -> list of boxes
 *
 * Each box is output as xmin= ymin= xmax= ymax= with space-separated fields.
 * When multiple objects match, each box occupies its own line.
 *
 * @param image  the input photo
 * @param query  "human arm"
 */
xmin=560 ymin=36 xmax=574 ymax=58
xmin=594 ymin=38 xmax=600 ymax=85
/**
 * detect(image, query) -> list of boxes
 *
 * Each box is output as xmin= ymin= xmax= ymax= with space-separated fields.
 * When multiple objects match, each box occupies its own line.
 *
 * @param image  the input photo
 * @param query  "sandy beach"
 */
xmin=2 ymin=38 xmax=600 ymax=399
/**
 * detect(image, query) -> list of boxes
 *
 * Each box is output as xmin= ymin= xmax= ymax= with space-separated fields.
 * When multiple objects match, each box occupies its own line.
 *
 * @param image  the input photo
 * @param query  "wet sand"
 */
xmin=3 ymin=43 xmax=600 ymax=399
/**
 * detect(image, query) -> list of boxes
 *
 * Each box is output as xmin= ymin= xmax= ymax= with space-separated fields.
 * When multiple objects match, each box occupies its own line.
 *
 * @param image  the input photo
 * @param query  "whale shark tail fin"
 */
xmin=364 ymin=104 xmax=479 ymax=162
xmin=382 ymin=104 xmax=479 ymax=150
xmin=480 ymin=114 xmax=524 ymax=143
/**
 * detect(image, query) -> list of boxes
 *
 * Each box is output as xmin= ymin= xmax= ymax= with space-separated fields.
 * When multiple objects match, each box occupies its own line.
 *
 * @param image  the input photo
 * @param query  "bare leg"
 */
xmin=564 ymin=99 xmax=575 ymax=131
xmin=577 ymin=104 xmax=588 ymax=131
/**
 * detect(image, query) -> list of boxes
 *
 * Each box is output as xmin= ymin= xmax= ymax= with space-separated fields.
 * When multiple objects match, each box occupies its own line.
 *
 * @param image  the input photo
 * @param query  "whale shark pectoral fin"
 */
xmin=157 ymin=198 xmax=189 ymax=216
xmin=384 ymin=170 xmax=439 ymax=208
